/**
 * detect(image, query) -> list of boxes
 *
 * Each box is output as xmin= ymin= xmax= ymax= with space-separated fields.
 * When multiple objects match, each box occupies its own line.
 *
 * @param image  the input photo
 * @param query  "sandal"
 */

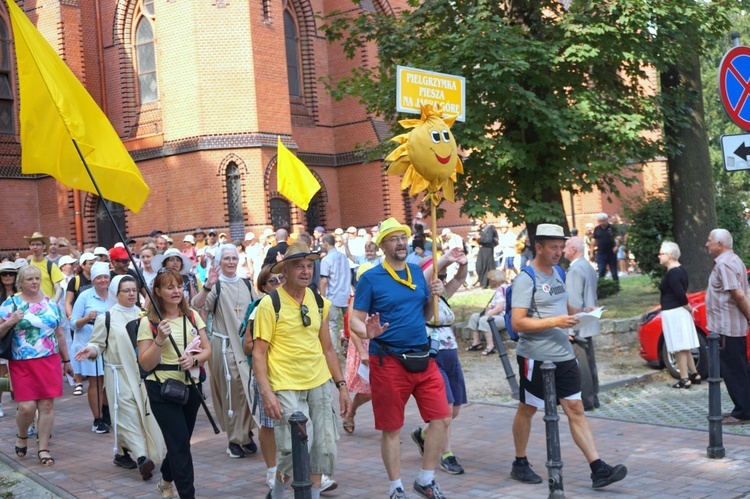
xmin=37 ymin=449 xmax=55 ymax=466
xmin=15 ymin=434 xmax=27 ymax=458
xmin=689 ymin=372 xmax=702 ymax=385
xmin=466 ymin=344 xmax=483 ymax=352
xmin=73 ymin=384 xmax=83 ymax=396
xmin=482 ymin=347 xmax=496 ymax=356
xmin=342 ymin=415 xmax=355 ymax=434
xmin=156 ymin=479 xmax=176 ymax=499
xmin=672 ymin=378 xmax=692 ymax=389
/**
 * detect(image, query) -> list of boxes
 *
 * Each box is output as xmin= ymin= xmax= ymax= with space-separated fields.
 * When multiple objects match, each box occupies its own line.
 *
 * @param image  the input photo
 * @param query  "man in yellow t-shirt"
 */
xmin=24 ymin=231 xmax=64 ymax=301
xmin=253 ymin=242 xmax=351 ymax=499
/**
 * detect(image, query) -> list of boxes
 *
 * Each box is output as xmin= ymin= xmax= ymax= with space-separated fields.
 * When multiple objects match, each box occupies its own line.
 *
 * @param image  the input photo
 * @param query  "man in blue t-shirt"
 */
xmin=351 ymin=218 xmax=450 ymax=499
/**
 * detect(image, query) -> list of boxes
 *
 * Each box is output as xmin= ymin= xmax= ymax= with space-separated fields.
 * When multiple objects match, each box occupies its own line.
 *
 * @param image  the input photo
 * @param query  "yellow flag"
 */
xmin=8 ymin=1 xmax=150 ymax=213
xmin=277 ymin=137 xmax=320 ymax=211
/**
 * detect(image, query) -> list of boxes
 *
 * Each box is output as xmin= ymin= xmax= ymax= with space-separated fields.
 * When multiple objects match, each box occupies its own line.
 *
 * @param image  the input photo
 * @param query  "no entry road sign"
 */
xmin=719 ymin=45 xmax=750 ymax=130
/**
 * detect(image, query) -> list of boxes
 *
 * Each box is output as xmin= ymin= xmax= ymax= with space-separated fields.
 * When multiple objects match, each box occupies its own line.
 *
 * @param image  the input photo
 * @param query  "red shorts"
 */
xmin=370 ymin=355 xmax=450 ymax=432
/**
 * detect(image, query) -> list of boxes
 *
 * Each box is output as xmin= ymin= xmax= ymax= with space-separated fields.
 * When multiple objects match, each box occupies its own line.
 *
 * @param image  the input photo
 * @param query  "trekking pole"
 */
xmin=487 ymin=317 xmax=519 ymax=399
xmin=73 ymin=139 xmax=220 ymax=434
xmin=542 ymin=360 xmax=564 ymax=498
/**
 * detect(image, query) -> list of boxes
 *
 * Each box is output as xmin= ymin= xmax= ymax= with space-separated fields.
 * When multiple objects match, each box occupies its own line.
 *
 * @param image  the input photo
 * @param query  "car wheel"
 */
xmin=659 ymin=330 xmax=708 ymax=380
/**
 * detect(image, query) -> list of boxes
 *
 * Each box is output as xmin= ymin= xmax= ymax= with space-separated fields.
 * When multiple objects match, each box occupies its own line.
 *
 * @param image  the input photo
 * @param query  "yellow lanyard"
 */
xmin=382 ymin=259 xmax=416 ymax=290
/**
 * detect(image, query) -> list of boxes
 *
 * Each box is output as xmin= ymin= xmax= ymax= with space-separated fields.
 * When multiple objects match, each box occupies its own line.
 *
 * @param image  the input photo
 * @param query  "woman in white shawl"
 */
xmin=74 ymin=275 xmax=164 ymax=480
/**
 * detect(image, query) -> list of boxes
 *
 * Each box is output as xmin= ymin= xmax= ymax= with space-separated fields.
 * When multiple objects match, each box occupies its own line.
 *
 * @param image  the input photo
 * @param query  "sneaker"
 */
xmin=591 ymin=462 xmax=627 ymax=489
xmin=242 ymin=437 xmax=258 ymax=455
xmin=137 ymin=456 xmax=155 ymax=481
xmin=410 ymin=427 xmax=425 ymax=456
xmin=413 ymin=480 xmax=446 ymax=499
xmin=113 ymin=453 xmax=137 ymax=469
xmin=27 ymin=422 xmax=37 ymax=438
xmin=390 ymin=487 xmax=411 ymax=499
xmin=0 ymin=403 xmax=4 ymax=417
xmin=321 ymin=474 xmax=338 ymax=493
xmin=510 ymin=461 xmax=542 ymax=484
xmin=92 ymin=419 xmax=110 ymax=434
xmin=265 ymin=470 xmax=275 ymax=490
xmin=440 ymin=455 xmax=464 ymax=475
xmin=102 ymin=405 xmax=112 ymax=426
xmin=226 ymin=442 xmax=246 ymax=458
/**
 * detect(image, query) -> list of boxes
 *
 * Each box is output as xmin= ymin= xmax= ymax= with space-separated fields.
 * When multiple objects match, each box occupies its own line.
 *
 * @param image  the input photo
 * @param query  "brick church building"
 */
xmin=0 ymin=0 xmax=664 ymax=252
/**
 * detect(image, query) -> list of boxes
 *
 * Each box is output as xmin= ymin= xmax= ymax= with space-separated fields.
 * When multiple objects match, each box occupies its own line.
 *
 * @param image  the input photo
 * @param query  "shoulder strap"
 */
xmin=46 ymin=258 xmax=53 ymax=277
xmin=212 ymin=280 xmax=222 ymax=315
xmin=241 ymin=278 xmax=254 ymax=299
xmin=104 ymin=311 xmax=111 ymax=352
xmin=270 ymin=289 xmax=281 ymax=321
xmin=312 ymin=288 xmax=324 ymax=317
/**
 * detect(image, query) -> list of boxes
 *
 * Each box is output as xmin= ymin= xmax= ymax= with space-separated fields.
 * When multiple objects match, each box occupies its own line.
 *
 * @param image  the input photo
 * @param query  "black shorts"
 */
xmin=517 ymin=355 xmax=581 ymax=409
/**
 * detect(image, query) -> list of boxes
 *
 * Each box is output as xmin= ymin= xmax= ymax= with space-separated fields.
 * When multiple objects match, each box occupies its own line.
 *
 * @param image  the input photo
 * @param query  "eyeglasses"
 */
xmin=300 ymin=304 xmax=311 ymax=327
xmin=268 ymin=275 xmax=285 ymax=286
xmin=0 ymin=272 xmax=15 ymax=277
xmin=386 ymin=235 xmax=408 ymax=244
xmin=58 ymin=244 xmax=67 ymax=248
xmin=119 ymin=288 xmax=138 ymax=294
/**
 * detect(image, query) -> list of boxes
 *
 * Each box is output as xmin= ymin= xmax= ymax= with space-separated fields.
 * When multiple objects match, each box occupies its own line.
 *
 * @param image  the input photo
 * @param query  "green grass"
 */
xmin=448 ymin=274 xmax=660 ymax=323
xmin=599 ymin=274 xmax=659 ymax=319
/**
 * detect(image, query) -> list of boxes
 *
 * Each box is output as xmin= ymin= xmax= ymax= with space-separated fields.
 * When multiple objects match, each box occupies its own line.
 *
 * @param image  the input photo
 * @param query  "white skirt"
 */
xmin=662 ymin=307 xmax=699 ymax=353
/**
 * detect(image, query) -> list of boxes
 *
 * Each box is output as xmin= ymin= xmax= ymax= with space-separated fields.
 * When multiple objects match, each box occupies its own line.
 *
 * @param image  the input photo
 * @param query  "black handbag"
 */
xmin=160 ymin=378 xmax=189 ymax=405
xmin=0 ymin=299 xmax=18 ymax=360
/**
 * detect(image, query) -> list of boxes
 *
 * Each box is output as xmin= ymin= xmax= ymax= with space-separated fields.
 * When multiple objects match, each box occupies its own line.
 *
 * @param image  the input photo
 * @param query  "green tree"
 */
xmin=702 ymin=16 xmax=750 ymax=260
xmin=321 ymin=0 xmax=747 ymax=245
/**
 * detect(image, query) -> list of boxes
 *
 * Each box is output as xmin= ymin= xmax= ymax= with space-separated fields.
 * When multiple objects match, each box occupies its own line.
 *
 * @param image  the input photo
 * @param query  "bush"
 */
xmin=624 ymin=189 xmax=673 ymax=285
xmin=597 ymin=278 xmax=620 ymax=299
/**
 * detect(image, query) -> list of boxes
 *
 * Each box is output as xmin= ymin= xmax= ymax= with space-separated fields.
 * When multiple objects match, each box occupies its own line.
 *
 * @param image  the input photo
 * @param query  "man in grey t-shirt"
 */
xmin=509 ymin=224 xmax=626 ymax=490
xmin=320 ymin=234 xmax=353 ymax=353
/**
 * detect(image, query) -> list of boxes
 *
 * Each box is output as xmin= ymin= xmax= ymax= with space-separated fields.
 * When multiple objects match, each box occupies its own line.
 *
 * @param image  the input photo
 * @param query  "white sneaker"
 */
xmin=0 ymin=403 xmax=4 ymax=418
xmin=321 ymin=474 xmax=338 ymax=493
xmin=266 ymin=471 xmax=275 ymax=490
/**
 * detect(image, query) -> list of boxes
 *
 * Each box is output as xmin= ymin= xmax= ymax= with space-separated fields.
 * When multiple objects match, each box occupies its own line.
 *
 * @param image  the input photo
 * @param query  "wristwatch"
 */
xmin=203 ymin=285 xmax=212 ymax=292
xmin=335 ymin=380 xmax=346 ymax=389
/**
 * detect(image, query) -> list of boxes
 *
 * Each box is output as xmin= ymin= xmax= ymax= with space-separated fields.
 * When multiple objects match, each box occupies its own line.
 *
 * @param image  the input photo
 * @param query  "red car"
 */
xmin=638 ymin=271 xmax=750 ymax=379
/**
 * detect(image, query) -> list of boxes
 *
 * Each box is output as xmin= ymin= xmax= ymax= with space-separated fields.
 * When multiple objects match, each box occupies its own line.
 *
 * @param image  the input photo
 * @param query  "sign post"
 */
xmin=396 ymin=66 xmax=466 ymax=121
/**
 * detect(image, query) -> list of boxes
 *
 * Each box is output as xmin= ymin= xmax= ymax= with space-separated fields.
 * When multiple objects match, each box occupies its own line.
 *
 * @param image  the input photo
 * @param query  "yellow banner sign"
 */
xmin=396 ymin=66 xmax=465 ymax=122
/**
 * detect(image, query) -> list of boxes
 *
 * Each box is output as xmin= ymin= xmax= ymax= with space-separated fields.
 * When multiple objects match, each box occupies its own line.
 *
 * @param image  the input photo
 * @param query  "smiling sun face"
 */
xmin=385 ymin=104 xmax=463 ymax=203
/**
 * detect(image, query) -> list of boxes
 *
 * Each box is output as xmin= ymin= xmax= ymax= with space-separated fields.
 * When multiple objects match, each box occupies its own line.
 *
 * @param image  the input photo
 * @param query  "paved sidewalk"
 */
xmin=2 ymin=379 xmax=750 ymax=498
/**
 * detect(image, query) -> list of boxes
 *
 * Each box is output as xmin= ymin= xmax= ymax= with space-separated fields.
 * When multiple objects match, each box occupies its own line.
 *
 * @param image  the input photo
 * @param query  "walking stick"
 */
xmin=72 ymin=139 xmax=220 ymax=434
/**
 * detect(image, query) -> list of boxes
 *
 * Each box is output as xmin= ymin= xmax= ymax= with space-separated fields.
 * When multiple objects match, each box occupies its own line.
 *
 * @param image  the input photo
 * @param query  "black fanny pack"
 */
xmin=160 ymin=378 xmax=189 ymax=406
xmin=374 ymin=340 xmax=430 ymax=373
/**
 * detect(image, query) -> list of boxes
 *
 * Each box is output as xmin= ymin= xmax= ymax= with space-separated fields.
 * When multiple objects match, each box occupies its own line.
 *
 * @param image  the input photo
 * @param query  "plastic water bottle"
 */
xmin=428 ymin=329 xmax=440 ymax=357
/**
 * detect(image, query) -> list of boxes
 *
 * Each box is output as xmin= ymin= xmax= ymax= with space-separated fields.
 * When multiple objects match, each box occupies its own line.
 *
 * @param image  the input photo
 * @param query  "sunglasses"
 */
xmin=300 ymin=304 xmax=311 ymax=327
xmin=0 ymin=271 xmax=15 ymax=277
xmin=114 ymin=259 xmax=130 ymax=264
xmin=267 ymin=275 xmax=285 ymax=286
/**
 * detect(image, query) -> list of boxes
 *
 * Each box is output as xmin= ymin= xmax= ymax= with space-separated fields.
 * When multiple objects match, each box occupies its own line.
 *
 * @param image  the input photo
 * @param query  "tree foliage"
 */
xmin=624 ymin=189 xmax=673 ymax=285
xmin=320 ymin=0 xmax=747 ymax=225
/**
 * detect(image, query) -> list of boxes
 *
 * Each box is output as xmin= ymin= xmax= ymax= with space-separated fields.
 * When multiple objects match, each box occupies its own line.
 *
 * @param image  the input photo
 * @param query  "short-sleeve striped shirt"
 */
xmin=706 ymin=250 xmax=749 ymax=337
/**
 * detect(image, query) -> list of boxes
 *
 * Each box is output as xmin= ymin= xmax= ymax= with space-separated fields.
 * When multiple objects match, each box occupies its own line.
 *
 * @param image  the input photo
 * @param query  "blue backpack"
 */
xmin=504 ymin=265 xmax=566 ymax=341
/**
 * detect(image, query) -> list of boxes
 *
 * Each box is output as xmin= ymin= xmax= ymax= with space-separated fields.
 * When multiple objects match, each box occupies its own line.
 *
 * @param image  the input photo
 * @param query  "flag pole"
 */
xmin=71 ymin=139 xmax=220 ymax=434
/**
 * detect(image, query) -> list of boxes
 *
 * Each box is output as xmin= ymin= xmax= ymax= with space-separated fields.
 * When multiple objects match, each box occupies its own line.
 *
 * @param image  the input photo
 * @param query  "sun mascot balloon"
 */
xmin=385 ymin=103 xmax=463 ymax=204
